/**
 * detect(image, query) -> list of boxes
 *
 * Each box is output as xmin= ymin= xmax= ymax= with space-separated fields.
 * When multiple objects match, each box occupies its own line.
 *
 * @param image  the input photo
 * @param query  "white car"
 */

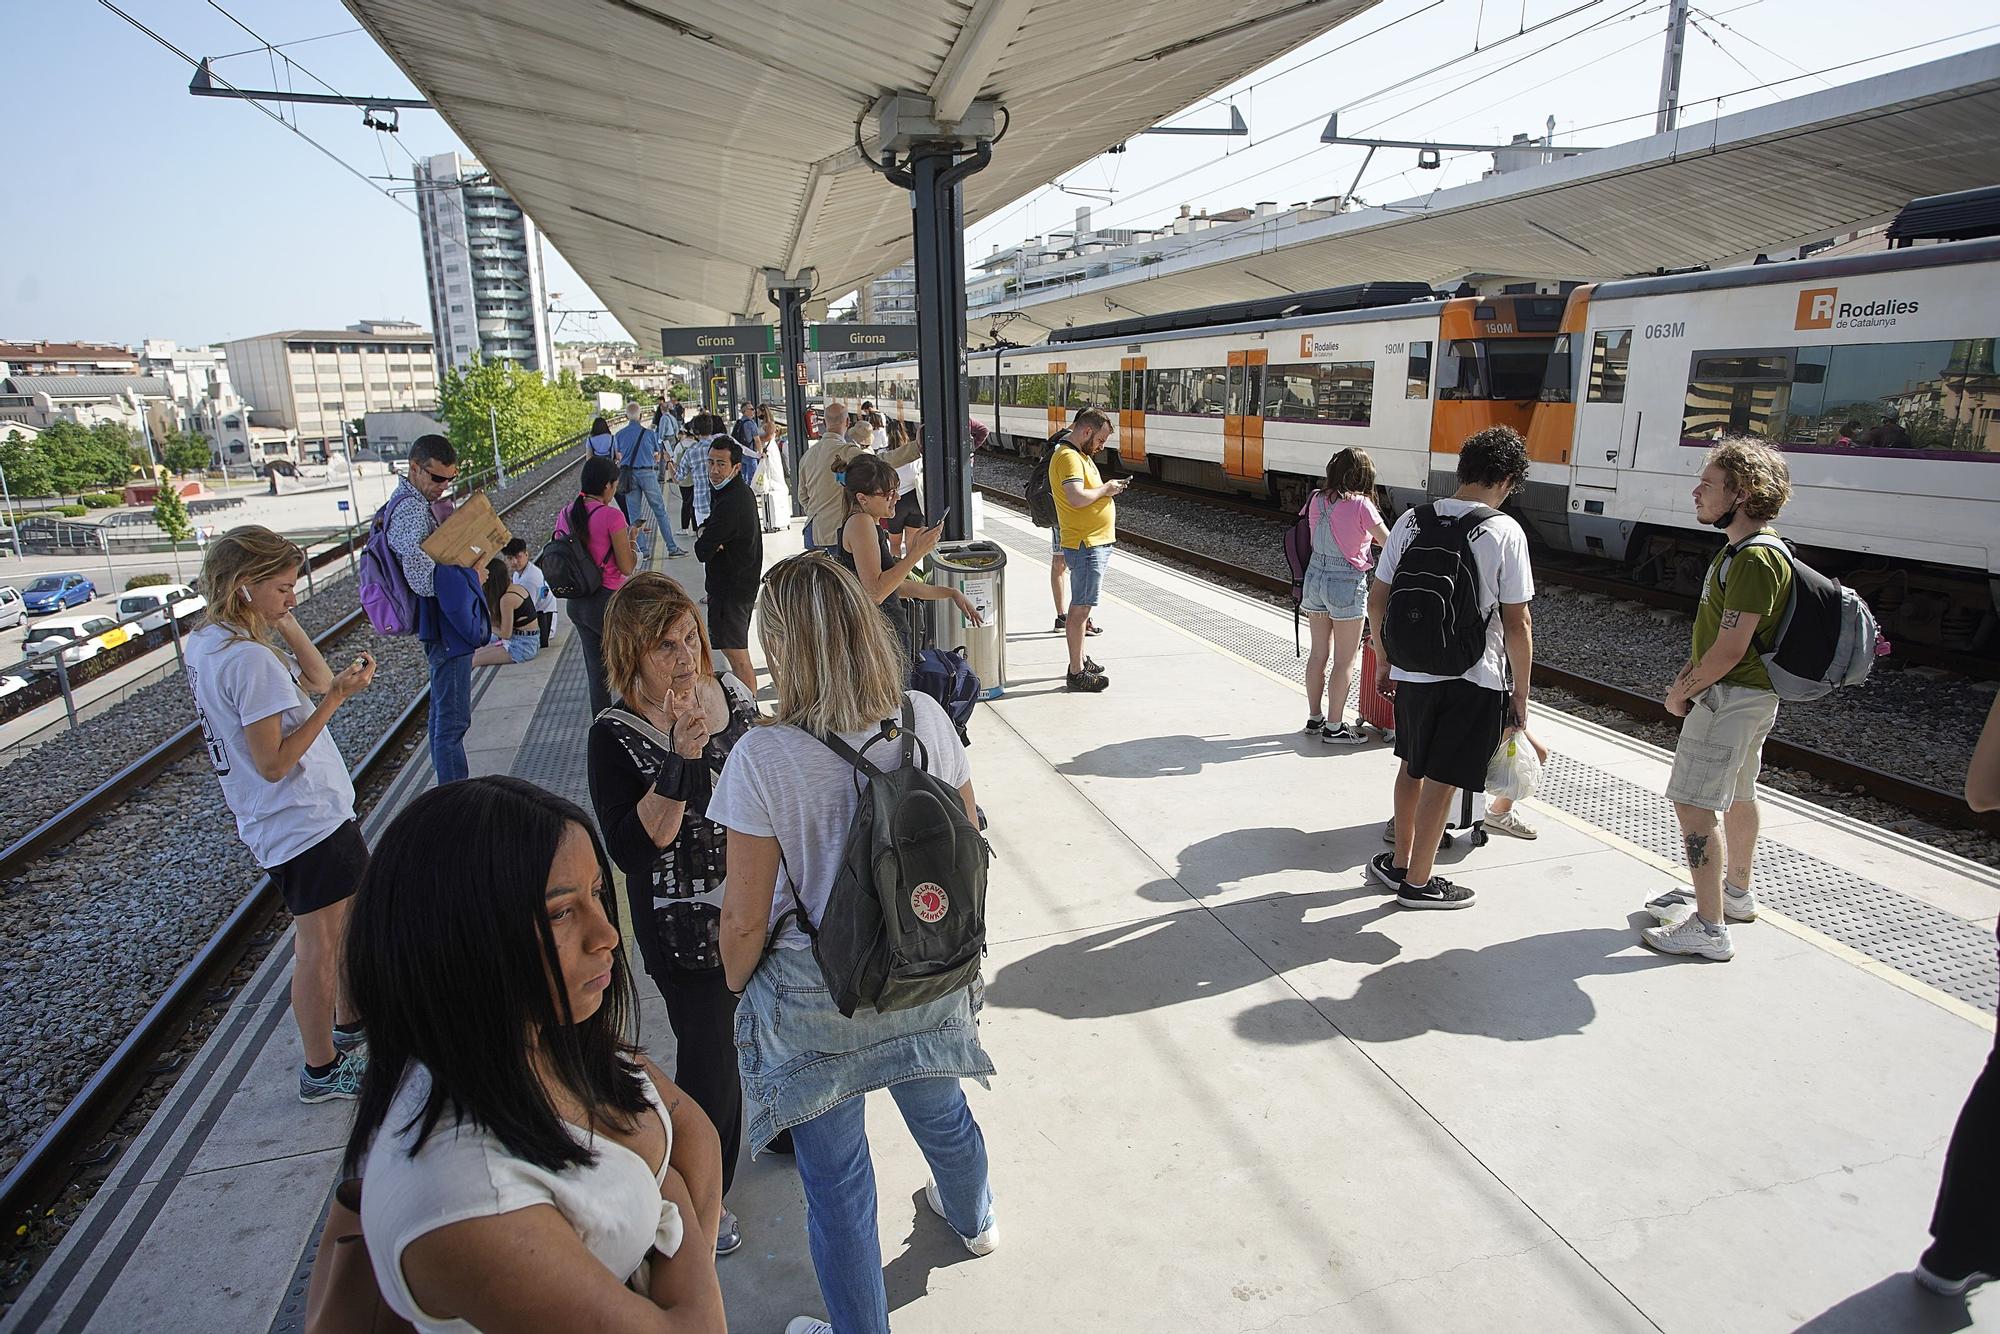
xmin=0 ymin=585 xmax=23 ymax=631
xmin=117 ymin=583 xmax=206 ymax=634
xmin=0 ymin=673 xmax=27 ymax=700
xmin=22 ymin=615 xmax=127 ymax=675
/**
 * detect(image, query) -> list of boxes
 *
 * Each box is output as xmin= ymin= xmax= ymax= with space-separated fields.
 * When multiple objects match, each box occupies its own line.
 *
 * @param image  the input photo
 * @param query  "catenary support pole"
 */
xmin=894 ymin=140 xmax=990 ymax=543
xmin=1656 ymin=0 xmax=1691 ymax=133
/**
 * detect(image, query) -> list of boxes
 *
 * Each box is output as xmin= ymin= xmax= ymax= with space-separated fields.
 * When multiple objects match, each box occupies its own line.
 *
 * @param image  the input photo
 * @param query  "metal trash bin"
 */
xmin=926 ymin=540 xmax=1006 ymax=697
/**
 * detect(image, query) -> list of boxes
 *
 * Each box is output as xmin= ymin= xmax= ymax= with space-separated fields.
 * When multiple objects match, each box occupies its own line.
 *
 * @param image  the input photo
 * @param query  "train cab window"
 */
xmin=1586 ymin=330 xmax=1632 ymax=403
xmin=1539 ymin=334 xmax=1575 ymax=403
xmin=1405 ymin=341 xmax=1431 ymax=399
xmin=1485 ymin=338 xmax=1559 ymax=400
xmin=1437 ymin=340 xmax=1484 ymax=400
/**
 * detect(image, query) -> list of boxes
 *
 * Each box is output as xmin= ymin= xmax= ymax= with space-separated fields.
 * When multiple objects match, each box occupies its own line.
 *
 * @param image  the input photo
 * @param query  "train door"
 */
xmin=1046 ymin=362 xmax=1068 ymax=444
xmin=1571 ymin=327 xmax=1633 ymax=494
xmin=1223 ymin=348 xmax=1266 ymax=482
xmin=1119 ymin=357 xmax=1147 ymax=464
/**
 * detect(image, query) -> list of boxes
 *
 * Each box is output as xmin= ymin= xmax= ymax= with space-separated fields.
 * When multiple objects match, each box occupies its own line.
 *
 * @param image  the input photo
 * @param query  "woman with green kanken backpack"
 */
xmin=709 ymin=554 xmax=997 ymax=1334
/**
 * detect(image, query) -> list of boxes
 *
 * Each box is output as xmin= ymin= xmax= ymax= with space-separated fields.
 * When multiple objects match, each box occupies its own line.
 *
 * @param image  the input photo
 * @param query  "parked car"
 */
xmin=0 ymin=585 xmax=23 ymax=630
xmin=117 ymin=583 xmax=206 ymax=633
xmin=22 ymin=573 xmax=96 ymax=614
xmin=22 ymin=615 xmax=129 ymax=674
xmin=0 ymin=673 xmax=27 ymax=700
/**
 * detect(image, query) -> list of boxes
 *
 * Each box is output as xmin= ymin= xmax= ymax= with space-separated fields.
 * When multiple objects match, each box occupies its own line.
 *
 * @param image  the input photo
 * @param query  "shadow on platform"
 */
xmin=1792 ymin=1272 xmax=1977 ymax=1333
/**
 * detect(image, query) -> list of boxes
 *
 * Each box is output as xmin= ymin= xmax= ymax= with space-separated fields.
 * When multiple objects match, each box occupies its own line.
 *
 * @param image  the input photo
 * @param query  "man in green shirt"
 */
xmin=1644 ymin=438 xmax=1794 ymax=962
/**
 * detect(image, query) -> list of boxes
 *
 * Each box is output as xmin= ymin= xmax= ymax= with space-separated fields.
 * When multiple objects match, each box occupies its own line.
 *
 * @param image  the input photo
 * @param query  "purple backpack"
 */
xmin=1283 ymin=495 xmax=1316 ymax=656
xmin=358 ymin=491 xmax=419 ymax=635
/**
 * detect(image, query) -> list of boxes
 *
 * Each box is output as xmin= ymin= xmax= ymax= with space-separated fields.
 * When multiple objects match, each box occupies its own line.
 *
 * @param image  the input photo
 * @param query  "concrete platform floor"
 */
xmin=8 ymin=507 xmax=1996 ymax=1334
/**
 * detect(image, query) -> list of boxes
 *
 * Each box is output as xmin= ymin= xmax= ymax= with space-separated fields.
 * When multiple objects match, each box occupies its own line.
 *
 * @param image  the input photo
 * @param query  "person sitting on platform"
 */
xmin=346 ymin=777 xmax=726 ymax=1333
xmin=472 ymin=555 xmax=540 ymax=667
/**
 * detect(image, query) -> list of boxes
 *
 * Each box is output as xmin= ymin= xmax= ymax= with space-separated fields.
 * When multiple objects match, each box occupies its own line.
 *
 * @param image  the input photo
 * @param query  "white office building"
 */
xmin=416 ymin=152 xmax=553 ymax=376
xmin=220 ymin=322 xmax=437 ymax=460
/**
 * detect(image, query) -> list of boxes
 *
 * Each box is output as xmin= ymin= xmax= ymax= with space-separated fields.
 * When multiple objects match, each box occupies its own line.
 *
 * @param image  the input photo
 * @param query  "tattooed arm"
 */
xmin=1666 ymin=608 xmax=1763 ymax=716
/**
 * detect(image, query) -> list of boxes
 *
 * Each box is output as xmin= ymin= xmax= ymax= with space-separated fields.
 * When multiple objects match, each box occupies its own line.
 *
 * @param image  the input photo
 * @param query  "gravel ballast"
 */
xmin=0 ymin=455 xmax=582 ymax=1176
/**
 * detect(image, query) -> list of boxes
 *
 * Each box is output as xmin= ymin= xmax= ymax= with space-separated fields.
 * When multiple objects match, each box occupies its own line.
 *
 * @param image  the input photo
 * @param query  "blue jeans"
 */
xmin=789 ymin=1078 xmax=993 ymax=1333
xmin=742 ymin=453 xmax=760 ymax=488
xmin=1062 ymin=542 xmax=1113 ymax=607
xmin=623 ymin=469 xmax=679 ymax=559
xmin=425 ymin=639 xmax=472 ymax=785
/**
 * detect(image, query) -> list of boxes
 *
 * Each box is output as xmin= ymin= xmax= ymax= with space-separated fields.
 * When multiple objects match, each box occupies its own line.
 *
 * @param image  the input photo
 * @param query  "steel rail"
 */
xmin=0 ymin=450 xmax=585 ymax=1236
xmin=974 ymin=481 xmax=2000 ymax=838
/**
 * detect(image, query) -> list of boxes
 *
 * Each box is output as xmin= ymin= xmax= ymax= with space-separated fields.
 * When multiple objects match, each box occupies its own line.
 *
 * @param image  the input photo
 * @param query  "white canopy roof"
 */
xmin=344 ymin=0 xmax=1383 ymax=341
xmin=971 ymin=44 xmax=2000 ymax=343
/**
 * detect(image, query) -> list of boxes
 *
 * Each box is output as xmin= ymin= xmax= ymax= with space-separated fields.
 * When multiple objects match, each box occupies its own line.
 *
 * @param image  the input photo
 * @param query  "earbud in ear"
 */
xmin=240 ymin=587 xmax=252 ymax=603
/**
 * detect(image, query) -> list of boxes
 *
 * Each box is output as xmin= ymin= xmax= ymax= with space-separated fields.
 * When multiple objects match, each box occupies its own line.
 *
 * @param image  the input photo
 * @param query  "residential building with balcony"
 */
xmin=416 ymin=152 xmax=553 ymax=376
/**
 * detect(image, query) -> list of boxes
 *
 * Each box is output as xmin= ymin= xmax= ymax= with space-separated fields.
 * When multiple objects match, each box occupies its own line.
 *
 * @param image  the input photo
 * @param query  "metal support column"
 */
xmin=768 ymin=279 xmax=811 ymax=479
xmin=1656 ymin=0 xmax=1691 ymax=133
xmin=890 ymin=141 xmax=990 ymax=542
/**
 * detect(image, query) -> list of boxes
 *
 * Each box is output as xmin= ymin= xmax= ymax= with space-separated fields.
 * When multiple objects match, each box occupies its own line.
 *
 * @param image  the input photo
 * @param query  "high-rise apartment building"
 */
xmin=416 ymin=152 xmax=553 ymax=376
xmin=221 ymin=322 xmax=436 ymax=459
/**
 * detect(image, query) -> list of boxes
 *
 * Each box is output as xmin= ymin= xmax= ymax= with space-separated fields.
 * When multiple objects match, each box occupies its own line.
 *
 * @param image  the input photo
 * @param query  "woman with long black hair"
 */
xmin=556 ymin=453 xmax=638 ymax=716
xmin=345 ymin=776 xmax=727 ymax=1332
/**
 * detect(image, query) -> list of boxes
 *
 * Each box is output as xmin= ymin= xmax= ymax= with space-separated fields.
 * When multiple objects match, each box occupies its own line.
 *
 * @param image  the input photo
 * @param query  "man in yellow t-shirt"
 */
xmin=1049 ymin=406 xmax=1126 ymax=692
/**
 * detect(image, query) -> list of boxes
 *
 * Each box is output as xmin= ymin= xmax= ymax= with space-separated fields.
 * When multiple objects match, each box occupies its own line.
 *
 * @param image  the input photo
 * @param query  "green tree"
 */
xmin=161 ymin=429 xmax=212 ymax=476
xmin=37 ymin=421 xmax=130 ymax=495
xmin=668 ymin=382 xmax=693 ymax=404
xmin=0 ymin=430 xmax=57 ymax=497
xmin=153 ymin=484 xmax=194 ymax=544
xmin=580 ymin=372 xmax=644 ymax=401
xmin=436 ymin=357 xmax=594 ymax=472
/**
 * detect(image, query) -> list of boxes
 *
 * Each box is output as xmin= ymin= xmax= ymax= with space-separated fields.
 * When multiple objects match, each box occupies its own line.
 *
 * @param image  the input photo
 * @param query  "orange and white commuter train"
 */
xmin=824 ymin=237 xmax=2000 ymax=642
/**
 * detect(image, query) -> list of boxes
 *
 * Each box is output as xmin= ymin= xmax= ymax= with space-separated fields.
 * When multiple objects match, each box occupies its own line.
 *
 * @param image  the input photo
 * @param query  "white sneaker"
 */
xmin=786 ymin=1320 xmax=833 ymax=1334
xmin=1723 ymin=883 xmax=1760 ymax=922
xmin=925 ymin=1179 xmax=997 ymax=1257
xmin=1642 ymin=914 xmax=1733 ymax=961
xmin=1644 ymin=887 xmax=1696 ymax=925
xmin=1483 ymin=807 xmax=1538 ymax=839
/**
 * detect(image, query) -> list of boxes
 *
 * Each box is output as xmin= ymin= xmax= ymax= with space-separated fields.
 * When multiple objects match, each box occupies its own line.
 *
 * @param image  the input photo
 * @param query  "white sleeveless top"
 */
xmin=361 ymin=1061 xmax=679 ymax=1331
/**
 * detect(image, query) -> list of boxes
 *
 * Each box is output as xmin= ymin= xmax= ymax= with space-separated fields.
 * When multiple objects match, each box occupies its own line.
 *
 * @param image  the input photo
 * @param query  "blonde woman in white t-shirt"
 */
xmin=343 ymin=777 xmax=727 ymax=1333
xmin=187 ymin=526 xmax=376 ymax=1103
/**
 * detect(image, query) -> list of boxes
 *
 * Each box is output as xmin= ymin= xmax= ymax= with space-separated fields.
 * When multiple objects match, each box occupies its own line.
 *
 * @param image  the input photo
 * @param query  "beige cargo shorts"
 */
xmin=1665 ymin=682 xmax=1780 ymax=813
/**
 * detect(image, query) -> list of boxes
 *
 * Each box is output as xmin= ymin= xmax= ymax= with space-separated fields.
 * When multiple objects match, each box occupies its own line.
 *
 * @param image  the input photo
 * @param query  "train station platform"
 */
xmin=9 ymin=507 xmax=1998 ymax=1334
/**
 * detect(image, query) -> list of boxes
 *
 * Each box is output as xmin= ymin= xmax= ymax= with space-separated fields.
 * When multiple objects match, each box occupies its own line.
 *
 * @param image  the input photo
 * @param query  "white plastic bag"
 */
xmin=1484 ymin=730 xmax=1542 ymax=803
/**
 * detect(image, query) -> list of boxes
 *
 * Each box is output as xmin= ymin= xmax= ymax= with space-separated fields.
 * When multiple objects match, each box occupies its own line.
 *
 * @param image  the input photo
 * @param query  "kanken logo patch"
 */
xmin=911 ymin=883 xmax=948 ymax=923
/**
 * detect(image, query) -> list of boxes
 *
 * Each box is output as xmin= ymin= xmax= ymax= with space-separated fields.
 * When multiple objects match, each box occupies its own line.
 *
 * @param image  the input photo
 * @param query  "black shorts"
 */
xmin=269 ymin=819 xmax=368 ymax=917
xmin=1392 ymin=678 xmax=1507 ymax=792
xmin=884 ymin=489 xmax=925 ymax=534
xmin=707 ymin=595 xmax=754 ymax=650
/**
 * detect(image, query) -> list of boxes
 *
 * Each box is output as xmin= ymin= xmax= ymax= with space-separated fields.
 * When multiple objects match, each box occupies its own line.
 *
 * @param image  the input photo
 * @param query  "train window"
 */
xmin=1067 ymin=370 xmax=1113 ymax=408
xmin=1437 ymin=340 xmax=1483 ymax=400
xmin=1015 ymin=373 xmax=1048 ymax=407
xmin=971 ymin=375 xmax=994 ymax=406
xmin=1539 ymin=334 xmax=1575 ymax=404
xmin=999 ymin=375 xmax=1016 ymax=406
xmin=1485 ymin=338 xmax=1559 ymax=400
xmin=1146 ymin=367 xmax=1189 ymax=414
xmin=1786 ymin=338 xmax=1996 ymax=453
xmin=1681 ymin=347 xmax=1797 ymax=441
xmin=1586 ymin=330 xmax=1632 ymax=403
xmin=1263 ymin=362 xmax=1376 ymax=425
xmin=1405 ymin=341 xmax=1431 ymax=399
xmin=1188 ymin=367 xmax=1229 ymax=415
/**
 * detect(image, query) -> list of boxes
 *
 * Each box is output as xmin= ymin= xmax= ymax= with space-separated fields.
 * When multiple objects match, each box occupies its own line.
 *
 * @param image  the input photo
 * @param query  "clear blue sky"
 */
xmin=4 ymin=1 xmax=1994 ymax=351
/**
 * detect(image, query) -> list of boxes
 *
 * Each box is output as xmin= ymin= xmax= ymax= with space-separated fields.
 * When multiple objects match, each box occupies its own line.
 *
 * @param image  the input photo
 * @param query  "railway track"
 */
xmin=0 ymin=443 xmax=584 ymax=1243
xmin=973 ymin=480 xmax=2000 ymax=840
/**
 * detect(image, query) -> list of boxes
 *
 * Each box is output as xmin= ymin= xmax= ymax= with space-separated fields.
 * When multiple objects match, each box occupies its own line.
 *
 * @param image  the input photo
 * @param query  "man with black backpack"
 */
xmin=1365 ymin=427 xmax=1535 ymax=910
xmin=1642 ymin=438 xmax=1796 ymax=962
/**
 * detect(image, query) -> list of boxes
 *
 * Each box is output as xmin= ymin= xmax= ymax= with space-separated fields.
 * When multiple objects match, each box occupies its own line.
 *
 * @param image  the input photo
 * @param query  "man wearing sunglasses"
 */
xmin=384 ymin=434 xmax=474 ymax=783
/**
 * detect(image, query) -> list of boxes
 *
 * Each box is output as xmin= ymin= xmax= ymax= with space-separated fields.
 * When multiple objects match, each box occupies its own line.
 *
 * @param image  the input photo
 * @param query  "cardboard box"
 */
xmin=419 ymin=491 xmax=512 ymax=568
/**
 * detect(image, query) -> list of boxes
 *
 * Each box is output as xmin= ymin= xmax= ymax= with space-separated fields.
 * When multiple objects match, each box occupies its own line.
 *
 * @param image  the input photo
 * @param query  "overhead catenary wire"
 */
xmin=202 ymin=0 xmax=420 ymax=166
xmin=95 ymin=0 xmax=416 ymax=216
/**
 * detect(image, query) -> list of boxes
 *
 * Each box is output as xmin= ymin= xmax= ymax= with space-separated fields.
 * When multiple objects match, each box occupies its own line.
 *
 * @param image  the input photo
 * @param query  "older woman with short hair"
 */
xmin=587 ymin=573 xmax=761 ymax=1258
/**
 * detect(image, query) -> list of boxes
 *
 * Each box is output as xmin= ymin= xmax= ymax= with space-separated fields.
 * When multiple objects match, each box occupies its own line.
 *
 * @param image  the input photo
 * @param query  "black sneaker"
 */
xmin=1084 ymin=656 xmax=1105 ymax=675
xmin=1303 ymin=716 xmax=1326 ymax=735
xmin=1066 ymin=667 xmax=1109 ymax=693
xmin=1053 ymin=614 xmax=1067 ymax=632
xmin=1367 ymin=852 xmax=1405 ymax=889
xmin=1397 ymin=876 xmax=1476 ymax=910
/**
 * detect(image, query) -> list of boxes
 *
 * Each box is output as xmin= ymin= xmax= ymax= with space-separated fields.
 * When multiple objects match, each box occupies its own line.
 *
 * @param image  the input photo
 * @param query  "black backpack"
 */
xmin=1026 ymin=432 xmax=1072 ymax=529
xmin=1381 ymin=503 xmax=1499 ymax=677
xmin=1283 ymin=497 xmax=1315 ymax=656
xmin=909 ymin=646 xmax=981 ymax=745
xmin=535 ymin=496 xmax=605 ymax=601
xmin=1718 ymin=534 xmax=1882 ymax=702
xmin=771 ymin=699 xmax=989 ymax=1017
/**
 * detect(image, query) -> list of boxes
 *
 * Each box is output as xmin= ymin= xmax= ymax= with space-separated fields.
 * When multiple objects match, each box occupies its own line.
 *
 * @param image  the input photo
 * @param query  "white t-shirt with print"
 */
xmin=1371 ymin=497 xmax=1534 ymax=692
xmin=185 ymin=624 xmax=355 ymax=867
xmin=708 ymin=691 xmax=972 ymax=948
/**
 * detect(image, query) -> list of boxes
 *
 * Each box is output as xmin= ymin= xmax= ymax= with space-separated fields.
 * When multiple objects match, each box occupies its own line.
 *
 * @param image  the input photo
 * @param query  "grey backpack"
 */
xmin=771 ymin=699 xmax=989 ymax=1016
xmin=1720 ymin=534 xmax=1881 ymax=702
